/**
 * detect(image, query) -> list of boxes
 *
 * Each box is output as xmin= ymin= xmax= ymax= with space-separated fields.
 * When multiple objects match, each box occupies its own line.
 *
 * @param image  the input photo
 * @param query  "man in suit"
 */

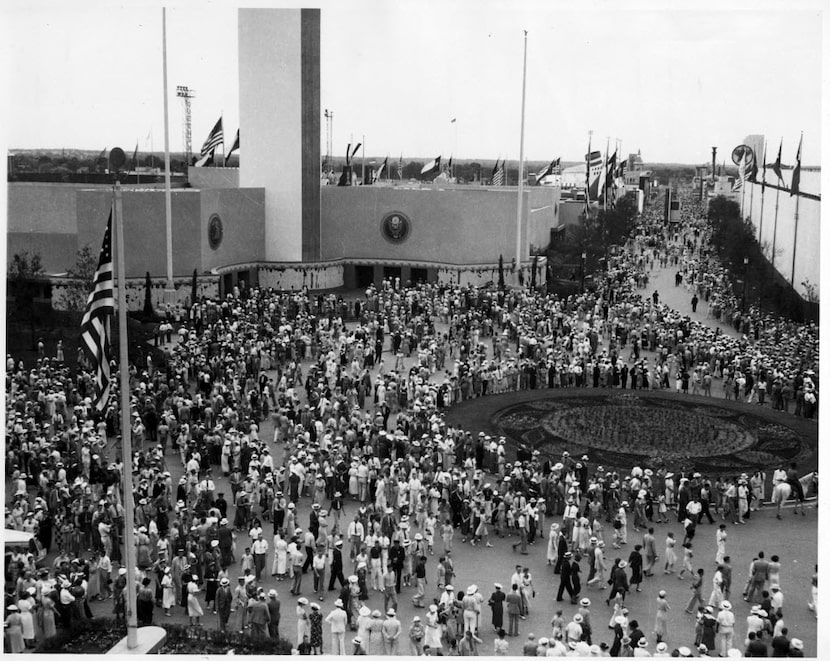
xmin=505 ymin=584 xmax=523 ymax=637
xmin=329 ymin=539 xmax=346 ymax=590
xmin=247 ymin=592 xmax=271 ymax=637
xmin=389 ymin=539 xmax=405 ymax=593
xmin=556 ymin=552 xmax=575 ymax=602
xmin=267 ymin=589 xmax=281 ymax=639
xmin=215 ymin=577 xmax=233 ymax=632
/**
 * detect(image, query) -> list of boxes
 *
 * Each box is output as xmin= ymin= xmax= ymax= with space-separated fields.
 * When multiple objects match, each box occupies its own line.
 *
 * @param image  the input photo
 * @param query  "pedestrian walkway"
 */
xmin=646 ymin=264 xmax=741 ymax=341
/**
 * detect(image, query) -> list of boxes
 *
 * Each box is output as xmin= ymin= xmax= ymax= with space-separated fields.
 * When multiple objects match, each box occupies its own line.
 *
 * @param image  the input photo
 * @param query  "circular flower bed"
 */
xmin=493 ymin=392 xmax=812 ymax=474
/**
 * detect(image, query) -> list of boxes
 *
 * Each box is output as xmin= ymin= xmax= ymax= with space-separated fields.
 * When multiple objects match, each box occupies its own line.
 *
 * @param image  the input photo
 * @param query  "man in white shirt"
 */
xmin=326 ymin=599 xmax=348 ymax=654
xmin=347 ymin=515 xmax=365 ymax=561
xmin=252 ymin=533 xmax=269 ymax=581
xmin=715 ymin=601 xmax=735 ymax=657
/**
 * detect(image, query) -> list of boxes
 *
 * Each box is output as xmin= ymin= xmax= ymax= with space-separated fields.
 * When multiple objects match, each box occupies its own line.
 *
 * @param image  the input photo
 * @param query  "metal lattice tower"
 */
xmin=176 ymin=85 xmax=195 ymax=165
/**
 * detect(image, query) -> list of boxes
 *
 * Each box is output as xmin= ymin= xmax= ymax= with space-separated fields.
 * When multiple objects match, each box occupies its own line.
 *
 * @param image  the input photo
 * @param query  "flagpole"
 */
xmin=114 ymin=181 xmax=139 ymax=649
xmin=361 ymin=136 xmax=365 ymax=185
xmin=772 ymin=184 xmax=780 ymax=269
xmin=791 ymin=191 xmax=800 ymax=286
xmin=135 ymin=140 xmax=140 ymax=186
xmin=758 ymin=141 xmax=766 ymax=249
xmin=515 ymin=30 xmax=528 ymax=288
xmin=162 ymin=7 xmax=174 ymax=290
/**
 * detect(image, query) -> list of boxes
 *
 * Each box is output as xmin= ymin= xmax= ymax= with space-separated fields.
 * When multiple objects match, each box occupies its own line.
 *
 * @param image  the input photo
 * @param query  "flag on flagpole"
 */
xmin=226 ymin=129 xmax=240 ymax=162
xmin=586 ymin=150 xmax=604 ymax=200
xmin=80 ymin=212 xmax=115 ymax=411
xmin=194 ymin=149 xmax=215 ymax=167
xmin=731 ymin=152 xmax=748 ymax=192
xmin=790 ymin=134 xmax=802 ymax=197
xmin=350 ymin=143 xmax=361 ymax=162
xmin=420 ymin=155 xmax=441 ymax=175
xmin=492 ymin=160 xmax=505 ymax=186
xmin=605 ymin=152 xmax=617 ymax=188
xmin=535 ymin=158 xmax=560 ymax=184
xmin=201 ymin=117 xmax=224 ymax=155
xmin=446 ymin=156 xmax=453 ymax=173
xmin=490 ymin=160 xmax=500 ymax=185
xmin=397 ymin=155 xmax=403 ymax=180
xmin=132 ymin=143 xmax=139 ymax=169
xmin=374 ymin=156 xmax=388 ymax=182
xmin=766 ymin=139 xmax=784 ymax=184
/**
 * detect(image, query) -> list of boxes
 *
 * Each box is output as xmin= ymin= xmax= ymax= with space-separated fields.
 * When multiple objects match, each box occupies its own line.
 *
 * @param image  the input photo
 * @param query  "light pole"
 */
xmin=581 ymin=252 xmax=587 ymax=293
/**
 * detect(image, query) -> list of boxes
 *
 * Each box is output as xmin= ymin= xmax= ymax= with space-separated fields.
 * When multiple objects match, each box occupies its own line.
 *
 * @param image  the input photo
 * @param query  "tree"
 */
xmin=63 ymin=244 xmax=99 ymax=312
xmin=143 ymin=272 xmax=154 ymax=318
xmin=498 ymin=254 xmax=505 ymax=290
xmin=190 ymin=268 xmax=198 ymax=308
xmin=8 ymin=251 xmax=44 ymax=348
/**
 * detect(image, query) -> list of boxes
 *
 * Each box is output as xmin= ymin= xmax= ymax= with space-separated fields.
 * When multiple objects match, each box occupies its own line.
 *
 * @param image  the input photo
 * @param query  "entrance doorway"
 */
xmin=383 ymin=266 xmax=402 ymax=283
xmin=355 ymin=265 xmax=374 ymax=289
xmin=410 ymin=267 xmax=428 ymax=284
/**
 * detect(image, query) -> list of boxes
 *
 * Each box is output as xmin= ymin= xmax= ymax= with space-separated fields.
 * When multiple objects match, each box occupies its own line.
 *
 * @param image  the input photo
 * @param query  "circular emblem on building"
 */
xmin=208 ymin=214 xmax=223 ymax=250
xmin=381 ymin=211 xmax=411 ymax=243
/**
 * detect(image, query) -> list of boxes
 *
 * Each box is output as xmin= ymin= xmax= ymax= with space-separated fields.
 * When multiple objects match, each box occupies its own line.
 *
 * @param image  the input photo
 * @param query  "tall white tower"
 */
xmin=238 ymin=8 xmax=321 ymax=262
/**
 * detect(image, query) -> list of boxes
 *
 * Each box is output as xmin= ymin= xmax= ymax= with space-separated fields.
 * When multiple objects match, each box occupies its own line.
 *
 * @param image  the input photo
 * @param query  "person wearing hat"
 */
xmin=248 ymin=591 xmax=271 ymax=638
xmin=715 ymin=599 xmax=735 ymax=656
xmin=215 ymin=575 xmax=233 ymax=632
xmin=326 ymin=598 xmax=348 ymax=654
xmin=382 ymin=608 xmax=402 ymax=655
xmin=408 ymin=615 xmax=425 ymax=656
xmin=350 ymin=636 xmax=366 ymax=655
xmin=633 ymin=637 xmax=649 ymax=657
xmin=488 ymin=583 xmax=506 ymax=632
xmin=788 ymin=637 xmax=805 ymax=657
xmin=5 ymin=603 xmax=24 ymax=653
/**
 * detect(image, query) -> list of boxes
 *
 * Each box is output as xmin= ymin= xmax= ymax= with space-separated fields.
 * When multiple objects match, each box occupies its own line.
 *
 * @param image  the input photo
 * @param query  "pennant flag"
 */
xmin=397 ymin=155 xmax=403 ymax=180
xmin=790 ymin=134 xmax=802 ymax=197
xmin=337 ymin=166 xmax=352 ymax=186
xmin=374 ymin=157 xmax=388 ymax=182
xmin=536 ymin=158 xmax=560 ymax=184
xmin=492 ymin=160 xmax=505 ymax=186
xmin=201 ymin=117 xmax=224 ymax=156
xmin=132 ymin=143 xmax=139 ymax=169
xmin=586 ymin=150 xmax=604 ymax=200
xmin=420 ymin=155 xmax=441 ymax=175
xmin=605 ymin=152 xmax=617 ymax=188
xmin=350 ymin=143 xmax=361 ymax=162
xmin=345 ymin=143 xmax=351 ymax=164
xmin=80 ymin=212 xmax=115 ymax=411
xmin=226 ymin=129 xmax=240 ymax=162
xmin=194 ymin=149 xmax=215 ymax=167
xmin=766 ymin=139 xmax=784 ymax=184
xmin=446 ymin=156 xmax=453 ymax=173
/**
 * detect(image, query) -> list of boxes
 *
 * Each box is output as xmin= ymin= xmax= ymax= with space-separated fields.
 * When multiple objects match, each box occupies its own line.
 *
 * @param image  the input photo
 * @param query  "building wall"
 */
xmin=188 ymin=167 xmax=239 ymax=189
xmin=300 ymin=9 xmax=321 ymax=261
xmin=320 ymin=187 xmax=531 ymax=264
xmin=198 ymin=188 xmax=266 ymax=272
xmin=239 ymin=9 xmax=320 ymax=262
xmin=75 ymin=189 xmax=202 ymax=279
xmin=743 ymin=169 xmax=820 ymax=298
xmin=51 ymin=274 xmax=219 ymax=311
xmin=7 ymin=183 xmax=80 ymax=273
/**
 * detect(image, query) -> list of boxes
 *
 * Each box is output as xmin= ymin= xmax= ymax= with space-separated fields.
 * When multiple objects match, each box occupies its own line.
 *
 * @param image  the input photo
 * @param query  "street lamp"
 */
xmin=581 ymin=252 xmax=587 ymax=293
xmin=742 ymin=256 xmax=749 ymax=311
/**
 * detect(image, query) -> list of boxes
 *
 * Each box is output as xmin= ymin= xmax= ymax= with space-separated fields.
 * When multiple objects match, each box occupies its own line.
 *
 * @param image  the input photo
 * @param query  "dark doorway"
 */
xmin=410 ymin=267 xmax=428 ymax=284
xmin=355 ymin=265 xmax=374 ymax=289
xmin=383 ymin=266 xmax=402 ymax=283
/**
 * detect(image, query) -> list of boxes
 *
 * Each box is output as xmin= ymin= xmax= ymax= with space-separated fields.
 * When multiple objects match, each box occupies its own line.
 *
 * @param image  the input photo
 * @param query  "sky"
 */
xmin=1 ymin=0 xmax=825 ymax=166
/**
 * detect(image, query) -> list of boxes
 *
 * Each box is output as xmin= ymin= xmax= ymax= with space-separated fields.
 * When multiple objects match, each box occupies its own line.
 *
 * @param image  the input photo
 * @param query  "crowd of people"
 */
xmin=4 ymin=184 xmax=818 ymax=657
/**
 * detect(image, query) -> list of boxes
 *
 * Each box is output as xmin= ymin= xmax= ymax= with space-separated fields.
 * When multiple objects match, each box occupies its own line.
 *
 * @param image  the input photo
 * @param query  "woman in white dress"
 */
xmin=273 ymin=532 xmax=288 ymax=580
xmin=161 ymin=568 xmax=175 ymax=616
xmin=18 ymin=594 xmax=36 ymax=649
xmin=547 ymin=523 xmax=560 ymax=565
xmin=424 ymin=605 xmax=444 ymax=653
xmin=187 ymin=575 xmax=204 ymax=626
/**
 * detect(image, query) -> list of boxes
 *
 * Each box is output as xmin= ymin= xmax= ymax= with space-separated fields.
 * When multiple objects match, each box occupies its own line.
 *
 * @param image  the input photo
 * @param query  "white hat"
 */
xmin=790 ymin=639 xmax=803 ymax=651
xmin=720 ymin=600 xmax=731 ymax=610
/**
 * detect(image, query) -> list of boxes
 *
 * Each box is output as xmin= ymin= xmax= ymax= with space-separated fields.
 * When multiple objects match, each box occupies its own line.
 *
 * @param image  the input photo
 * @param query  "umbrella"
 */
xmin=3 ymin=529 xmax=34 ymax=546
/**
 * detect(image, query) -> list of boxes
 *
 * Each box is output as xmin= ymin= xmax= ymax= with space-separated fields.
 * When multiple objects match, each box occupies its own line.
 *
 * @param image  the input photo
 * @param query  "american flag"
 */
xmin=201 ymin=117 xmax=224 ymax=156
xmin=536 ymin=157 xmax=560 ymax=183
xmin=397 ymin=155 xmax=403 ymax=179
xmin=80 ymin=212 xmax=115 ymax=411
xmin=492 ymin=159 xmax=505 ymax=186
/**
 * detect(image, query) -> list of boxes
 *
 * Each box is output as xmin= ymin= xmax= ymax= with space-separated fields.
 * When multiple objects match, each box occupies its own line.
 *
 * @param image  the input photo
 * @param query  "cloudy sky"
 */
xmin=1 ymin=0 xmax=824 ymax=165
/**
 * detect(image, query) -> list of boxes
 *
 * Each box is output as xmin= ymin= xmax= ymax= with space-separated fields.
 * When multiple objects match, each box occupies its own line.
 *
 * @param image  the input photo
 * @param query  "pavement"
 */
xmin=14 ymin=260 xmax=819 ymax=655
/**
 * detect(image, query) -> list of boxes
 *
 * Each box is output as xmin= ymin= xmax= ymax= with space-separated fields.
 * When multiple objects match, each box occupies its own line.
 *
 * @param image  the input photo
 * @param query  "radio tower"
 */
xmin=176 ymin=85 xmax=195 ymax=165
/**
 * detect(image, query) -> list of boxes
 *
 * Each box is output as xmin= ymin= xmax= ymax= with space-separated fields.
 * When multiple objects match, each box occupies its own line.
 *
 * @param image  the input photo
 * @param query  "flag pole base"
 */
xmin=107 ymin=626 xmax=167 ymax=654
